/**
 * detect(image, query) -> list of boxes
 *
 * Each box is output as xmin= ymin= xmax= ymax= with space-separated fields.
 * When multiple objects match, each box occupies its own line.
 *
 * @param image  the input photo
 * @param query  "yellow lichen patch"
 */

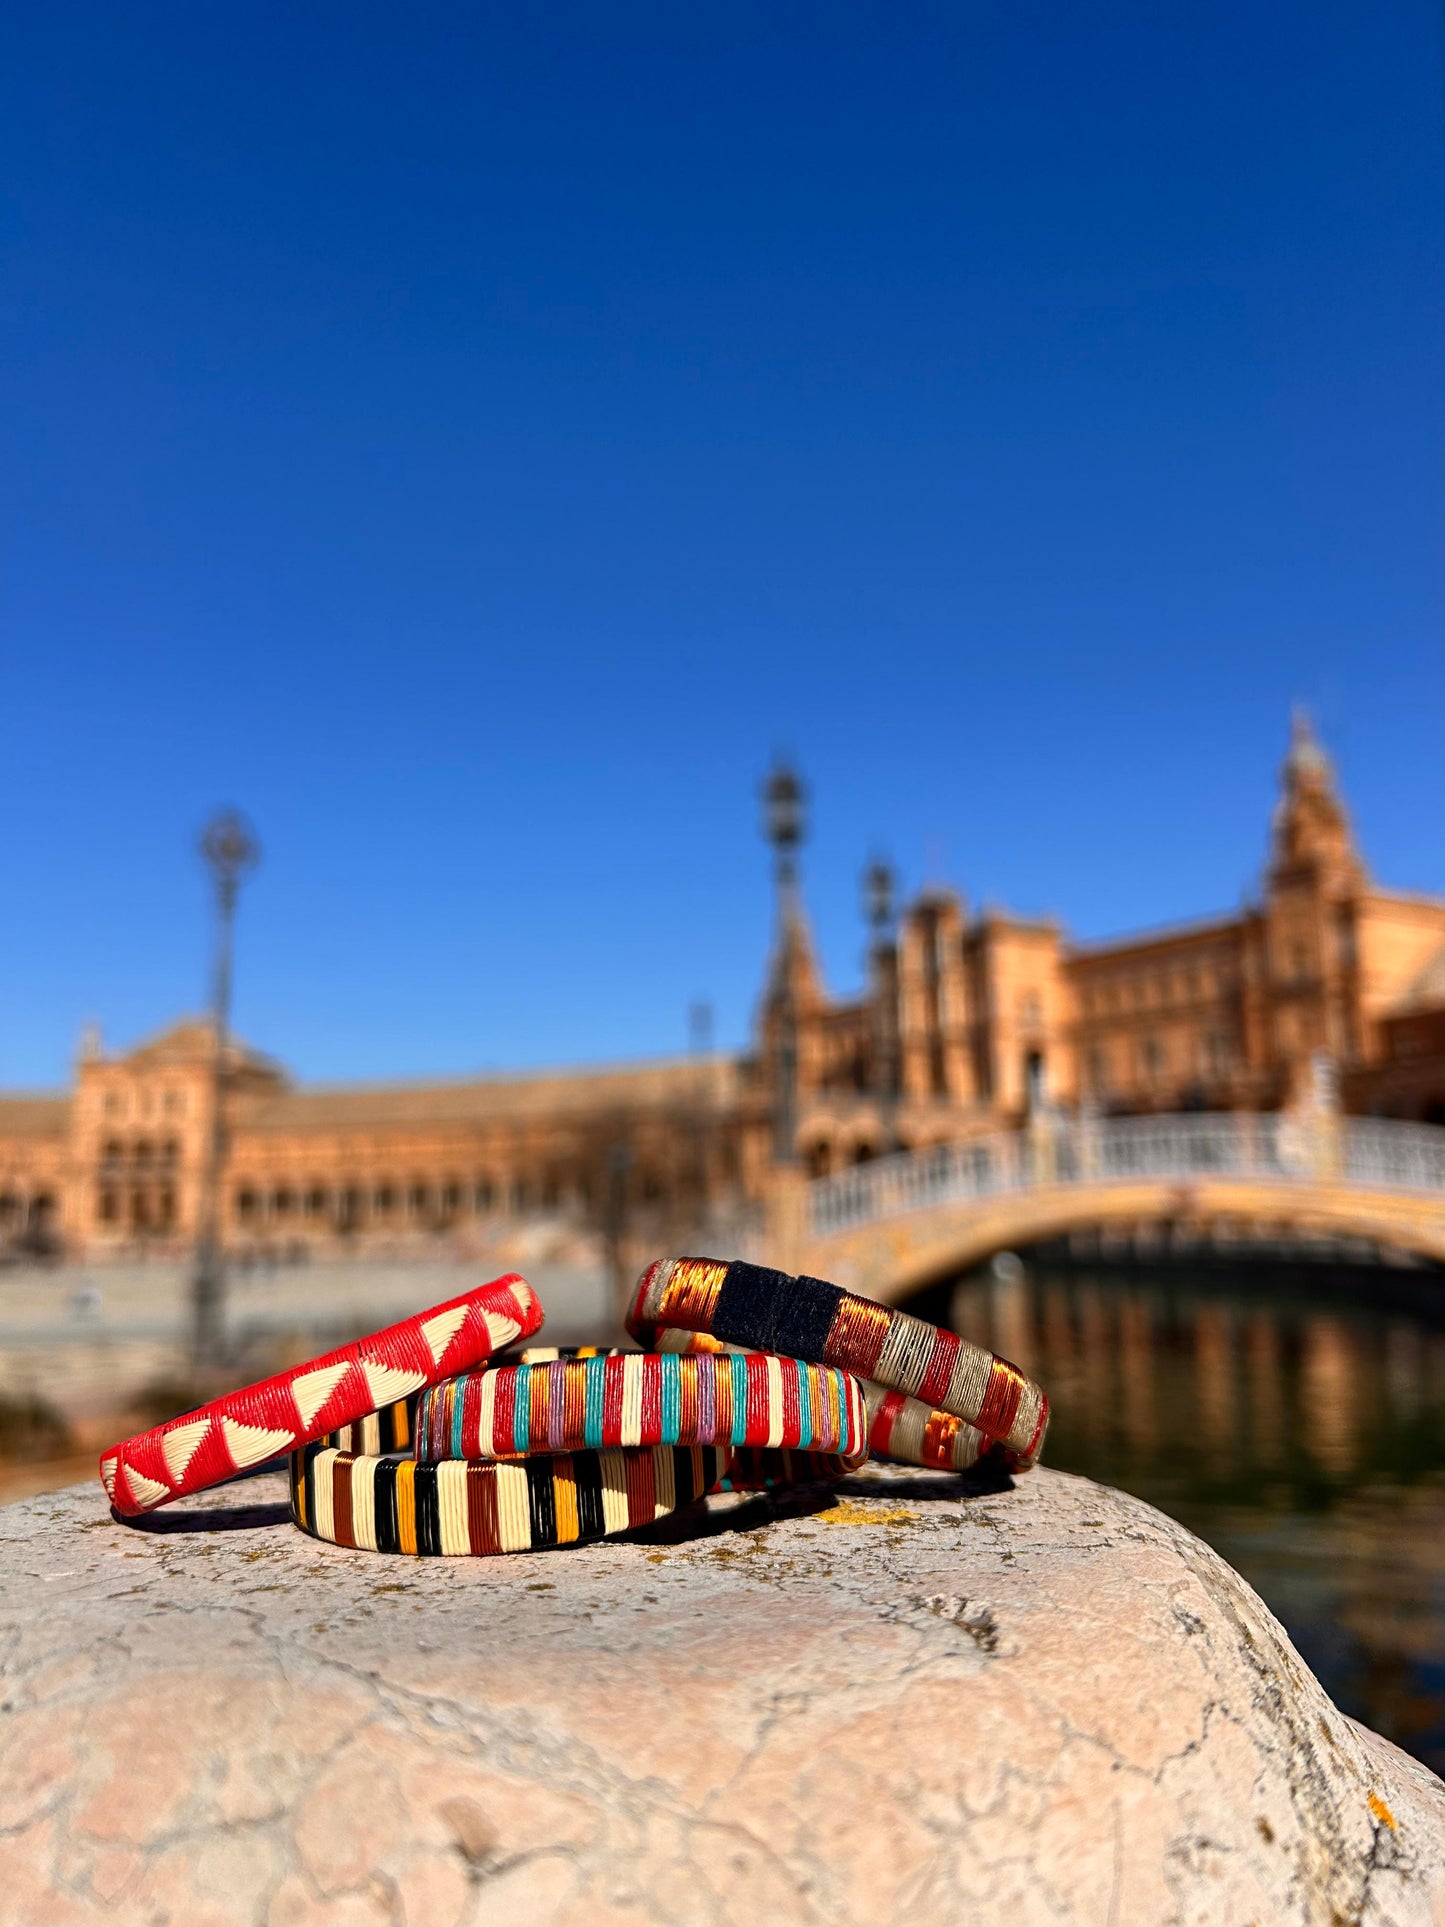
xmin=1367 ymin=1792 xmax=1397 ymax=1832
xmin=819 ymin=1500 xmax=919 ymax=1528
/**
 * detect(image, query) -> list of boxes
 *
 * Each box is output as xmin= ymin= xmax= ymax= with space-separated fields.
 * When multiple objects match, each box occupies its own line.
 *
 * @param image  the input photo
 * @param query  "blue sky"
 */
xmin=3 ymin=3 xmax=1442 ymax=1088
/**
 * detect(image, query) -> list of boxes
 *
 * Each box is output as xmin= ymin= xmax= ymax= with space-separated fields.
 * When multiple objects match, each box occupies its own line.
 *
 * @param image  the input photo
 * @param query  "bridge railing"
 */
xmin=806 ymin=1113 xmax=1445 ymax=1237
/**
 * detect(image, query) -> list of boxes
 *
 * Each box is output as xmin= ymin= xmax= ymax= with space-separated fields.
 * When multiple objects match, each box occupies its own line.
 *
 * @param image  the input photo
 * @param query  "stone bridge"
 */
xmin=771 ymin=1113 xmax=1445 ymax=1305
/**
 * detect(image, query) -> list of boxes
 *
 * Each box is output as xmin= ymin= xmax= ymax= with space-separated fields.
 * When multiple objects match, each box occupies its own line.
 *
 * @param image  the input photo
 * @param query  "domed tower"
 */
xmin=1268 ymin=708 xmax=1365 ymax=897
xmin=1261 ymin=711 xmax=1365 ymax=1092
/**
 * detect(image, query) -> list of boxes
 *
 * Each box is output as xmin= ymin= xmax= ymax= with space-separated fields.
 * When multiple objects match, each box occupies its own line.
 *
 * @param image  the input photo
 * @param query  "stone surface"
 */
xmin=0 ymin=1463 xmax=1442 ymax=1926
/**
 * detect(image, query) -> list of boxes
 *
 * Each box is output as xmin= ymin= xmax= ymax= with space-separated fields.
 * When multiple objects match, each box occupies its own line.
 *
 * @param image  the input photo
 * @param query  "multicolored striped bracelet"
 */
xmin=101 ymin=1274 xmax=542 ymax=1517
xmin=864 ymin=1384 xmax=1010 ymax=1473
xmin=324 ymin=1397 xmax=417 ymax=1457
xmin=412 ymin=1348 xmax=868 ymax=1468
xmin=628 ymin=1257 xmax=1049 ymax=1466
xmin=289 ymin=1441 xmax=725 ymax=1556
xmin=650 ymin=1327 xmax=1017 ymax=1474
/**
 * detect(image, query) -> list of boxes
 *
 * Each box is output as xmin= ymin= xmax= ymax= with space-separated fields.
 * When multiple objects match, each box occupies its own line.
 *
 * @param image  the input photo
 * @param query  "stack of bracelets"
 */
xmin=98 ymin=1258 xmax=1048 ymax=1556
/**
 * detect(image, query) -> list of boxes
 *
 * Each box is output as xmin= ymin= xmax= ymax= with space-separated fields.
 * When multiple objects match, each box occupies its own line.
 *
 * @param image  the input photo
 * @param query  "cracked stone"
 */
xmin=0 ymin=1464 xmax=1441 ymax=1925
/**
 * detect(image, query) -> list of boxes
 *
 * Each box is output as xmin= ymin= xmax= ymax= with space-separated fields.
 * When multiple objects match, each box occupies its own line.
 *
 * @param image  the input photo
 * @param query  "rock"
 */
xmin=0 ymin=1463 xmax=1441 ymax=1926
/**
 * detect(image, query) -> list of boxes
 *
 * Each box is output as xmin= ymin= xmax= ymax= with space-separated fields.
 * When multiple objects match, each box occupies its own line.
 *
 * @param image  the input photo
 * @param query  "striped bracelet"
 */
xmin=290 ymin=1441 xmax=725 ymax=1556
xmin=320 ymin=1344 xmax=607 ymax=1455
xmin=864 ymin=1385 xmax=1010 ymax=1473
xmin=101 ymin=1274 xmax=542 ymax=1516
xmin=650 ymin=1328 xmax=1016 ymax=1474
xmin=413 ymin=1348 xmax=868 ymax=1468
xmin=324 ymin=1397 xmax=417 ymax=1456
xmin=628 ymin=1257 xmax=1049 ymax=1466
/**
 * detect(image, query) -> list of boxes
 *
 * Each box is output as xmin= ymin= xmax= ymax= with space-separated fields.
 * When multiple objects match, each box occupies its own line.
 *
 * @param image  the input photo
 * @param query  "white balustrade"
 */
xmin=806 ymin=1114 xmax=1445 ymax=1236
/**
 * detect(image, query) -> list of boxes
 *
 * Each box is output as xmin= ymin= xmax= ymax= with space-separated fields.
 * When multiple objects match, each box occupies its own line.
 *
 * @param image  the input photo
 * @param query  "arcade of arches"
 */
xmin=4 ymin=718 xmax=1445 ymax=1259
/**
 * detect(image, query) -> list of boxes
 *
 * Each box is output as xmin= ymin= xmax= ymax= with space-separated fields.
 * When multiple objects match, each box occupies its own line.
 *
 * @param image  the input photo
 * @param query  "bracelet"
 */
xmin=864 ymin=1384 xmax=1009 ymax=1473
xmin=413 ymin=1349 xmax=868 ymax=1468
xmin=650 ymin=1327 xmax=1012 ymax=1475
xmin=323 ymin=1396 xmax=417 ymax=1457
xmin=100 ymin=1274 xmax=543 ymax=1516
xmin=321 ymin=1342 xmax=612 ymax=1453
xmin=290 ymin=1441 xmax=726 ymax=1555
xmin=628 ymin=1257 xmax=1049 ymax=1466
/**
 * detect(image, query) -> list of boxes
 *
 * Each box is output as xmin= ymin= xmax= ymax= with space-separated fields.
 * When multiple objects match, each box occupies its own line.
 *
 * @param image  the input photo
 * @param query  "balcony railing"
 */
xmin=807 ymin=1113 xmax=1445 ymax=1237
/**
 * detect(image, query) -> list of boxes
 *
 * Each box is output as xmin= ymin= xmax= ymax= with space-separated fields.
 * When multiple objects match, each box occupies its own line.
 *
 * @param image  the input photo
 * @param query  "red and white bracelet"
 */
xmin=99 ymin=1273 xmax=542 ymax=1516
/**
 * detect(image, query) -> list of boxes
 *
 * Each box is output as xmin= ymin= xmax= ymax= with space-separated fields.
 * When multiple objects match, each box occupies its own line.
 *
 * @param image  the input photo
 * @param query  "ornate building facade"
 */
xmin=3 ymin=718 xmax=1444 ymax=1258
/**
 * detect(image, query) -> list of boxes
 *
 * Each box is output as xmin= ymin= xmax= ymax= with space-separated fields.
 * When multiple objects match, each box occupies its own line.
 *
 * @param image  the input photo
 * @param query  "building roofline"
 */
xmin=1361 ymin=888 xmax=1445 ymax=914
xmin=284 ymin=1050 xmax=741 ymax=1101
xmin=1065 ymin=907 xmax=1247 ymax=960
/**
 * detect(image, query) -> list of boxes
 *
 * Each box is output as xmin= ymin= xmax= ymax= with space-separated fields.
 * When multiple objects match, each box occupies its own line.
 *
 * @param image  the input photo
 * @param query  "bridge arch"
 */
xmin=788 ymin=1116 xmax=1445 ymax=1306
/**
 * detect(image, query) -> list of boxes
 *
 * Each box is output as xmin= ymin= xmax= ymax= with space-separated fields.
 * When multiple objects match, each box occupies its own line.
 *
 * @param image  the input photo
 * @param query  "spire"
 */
xmin=1269 ymin=709 xmax=1364 ymax=892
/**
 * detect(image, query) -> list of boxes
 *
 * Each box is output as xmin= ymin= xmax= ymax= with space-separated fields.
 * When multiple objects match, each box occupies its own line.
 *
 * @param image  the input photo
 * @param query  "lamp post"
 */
xmin=863 ymin=855 xmax=897 ymax=1145
xmin=762 ymin=762 xmax=806 ymax=1166
xmin=192 ymin=808 xmax=259 ymax=1369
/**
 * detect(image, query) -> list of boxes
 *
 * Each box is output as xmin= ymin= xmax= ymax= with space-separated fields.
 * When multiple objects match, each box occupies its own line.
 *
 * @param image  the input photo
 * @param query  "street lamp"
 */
xmin=863 ymin=856 xmax=898 ymax=1144
xmin=192 ymin=808 xmax=260 ymax=1368
xmin=762 ymin=762 xmax=806 ymax=1165
xmin=863 ymin=855 xmax=894 ymax=942
xmin=762 ymin=762 xmax=805 ymax=913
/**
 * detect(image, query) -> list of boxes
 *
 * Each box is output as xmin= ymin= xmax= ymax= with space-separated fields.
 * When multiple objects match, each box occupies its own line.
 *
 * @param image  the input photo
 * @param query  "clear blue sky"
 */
xmin=4 ymin=4 xmax=1442 ymax=1089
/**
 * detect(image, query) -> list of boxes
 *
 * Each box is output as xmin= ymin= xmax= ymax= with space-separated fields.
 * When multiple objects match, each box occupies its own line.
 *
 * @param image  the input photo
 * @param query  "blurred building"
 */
xmin=3 ymin=716 xmax=1444 ymax=1257
xmin=777 ymin=713 xmax=1445 ymax=1176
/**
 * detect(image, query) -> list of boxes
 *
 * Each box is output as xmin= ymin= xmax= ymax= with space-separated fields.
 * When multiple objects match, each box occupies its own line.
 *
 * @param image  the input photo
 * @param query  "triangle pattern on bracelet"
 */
xmin=482 ymin=1311 xmax=522 ymax=1351
xmin=122 ymin=1464 xmax=170 ymax=1508
xmin=362 ymin=1360 xmax=426 ymax=1407
xmin=291 ymin=1361 xmax=352 ymax=1428
xmin=420 ymin=1305 xmax=467 ymax=1364
xmin=161 ymin=1418 xmax=213 ymax=1484
xmin=220 ymin=1416 xmax=296 ymax=1468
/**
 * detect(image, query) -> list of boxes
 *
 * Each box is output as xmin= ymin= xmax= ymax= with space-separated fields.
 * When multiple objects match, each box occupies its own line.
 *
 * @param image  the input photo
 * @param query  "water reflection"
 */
xmin=928 ymin=1264 xmax=1445 ymax=1775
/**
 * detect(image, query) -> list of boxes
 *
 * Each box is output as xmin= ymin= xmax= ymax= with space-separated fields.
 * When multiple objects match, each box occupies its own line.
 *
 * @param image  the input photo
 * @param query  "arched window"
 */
xmin=133 ymin=1141 xmax=153 ymax=1167
xmin=407 ymin=1182 xmax=430 ymax=1219
xmin=236 ymin=1188 xmax=259 ymax=1223
xmin=373 ymin=1183 xmax=395 ymax=1217
xmin=161 ymin=1138 xmax=180 ymax=1164
xmin=336 ymin=1187 xmax=360 ymax=1231
xmin=304 ymin=1186 xmax=328 ymax=1220
xmin=97 ymin=1189 xmax=118 ymax=1224
xmin=440 ymin=1182 xmax=460 ymax=1220
xmin=157 ymin=1190 xmax=175 ymax=1228
xmin=101 ymin=1140 xmax=123 ymax=1167
xmin=473 ymin=1177 xmax=494 ymax=1213
xmin=272 ymin=1188 xmax=294 ymax=1219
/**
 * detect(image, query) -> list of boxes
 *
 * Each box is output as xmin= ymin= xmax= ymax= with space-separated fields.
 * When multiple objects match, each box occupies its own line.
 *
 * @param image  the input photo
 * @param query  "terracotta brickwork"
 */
xmin=3 ymin=718 xmax=1444 ymax=1256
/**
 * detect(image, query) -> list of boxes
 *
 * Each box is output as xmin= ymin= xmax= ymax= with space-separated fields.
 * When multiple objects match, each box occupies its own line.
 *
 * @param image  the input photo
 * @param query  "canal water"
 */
xmin=931 ymin=1262 xmax=1445 ymax=1776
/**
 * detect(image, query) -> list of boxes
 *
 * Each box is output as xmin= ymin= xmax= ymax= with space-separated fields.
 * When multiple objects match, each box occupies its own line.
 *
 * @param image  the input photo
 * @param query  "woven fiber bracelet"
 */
xmin=650 ymin=1329 xmax=1014 ymax=1475
xmin=864 ymin=1384 xmax=1011 ymax=1473
xmin=100 ymin=1274 xmax=543 ymax=1516
xmin=322 ymin=1348 xmax=616 ymax=1456
xmin=290 ymin=1441 xmax=726 ymax=1555
xmin=628 ymin=1257 xmax=1049 ymax=1466
xmin=324 ymin=1396 xmax=417 ymax=1457
xmin=412 ymin=1348 xmax=868 ymax=1468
